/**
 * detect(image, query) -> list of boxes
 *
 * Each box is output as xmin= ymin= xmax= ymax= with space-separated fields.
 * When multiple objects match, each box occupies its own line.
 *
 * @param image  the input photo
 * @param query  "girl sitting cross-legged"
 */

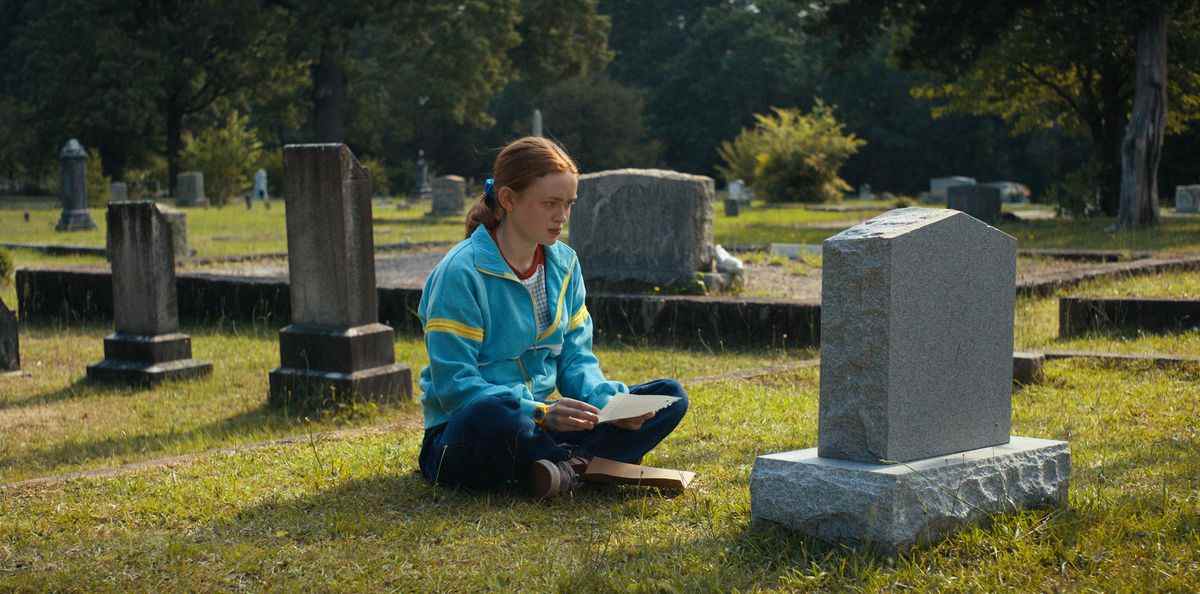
xmin=416 ymin=136 xmax=689 ymax=499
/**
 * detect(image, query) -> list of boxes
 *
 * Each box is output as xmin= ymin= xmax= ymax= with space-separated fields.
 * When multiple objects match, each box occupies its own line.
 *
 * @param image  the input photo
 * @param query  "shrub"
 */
xmin=181 ymin=111 xmax=263 ymax=206
xmin=0 ymin=248 xmax=13 ymax=288
xmin=85 ymin=148 xmax=111 ymax=207
xmin=717 ymin=101 xmax=864 ymax=203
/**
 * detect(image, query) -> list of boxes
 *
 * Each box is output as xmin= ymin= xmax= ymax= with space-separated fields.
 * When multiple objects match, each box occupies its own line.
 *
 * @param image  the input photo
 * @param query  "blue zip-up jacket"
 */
xmin=417 ymin=225 xmax=627 ymax=428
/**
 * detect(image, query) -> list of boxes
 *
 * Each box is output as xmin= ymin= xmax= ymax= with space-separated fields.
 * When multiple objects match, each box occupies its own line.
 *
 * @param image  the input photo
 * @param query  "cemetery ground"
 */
xmin=1 ymin=270 xmax=1198 ymax=590
xmin=3 ymin=197 xmax=1200 ymax=590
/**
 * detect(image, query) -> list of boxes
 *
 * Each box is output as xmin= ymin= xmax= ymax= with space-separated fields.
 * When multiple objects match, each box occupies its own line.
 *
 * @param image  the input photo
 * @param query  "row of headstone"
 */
xmin=1175 ymin=185 xmax=1199 ymax=213
xmin=750 ymin=207 xmax=1070 ymax=552
xmin=83 ymin=145 xmax=411 ymax=406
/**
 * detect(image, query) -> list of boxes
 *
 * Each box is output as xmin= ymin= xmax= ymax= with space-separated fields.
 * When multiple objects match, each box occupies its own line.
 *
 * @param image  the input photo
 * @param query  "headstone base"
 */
xmin=55 ymin=209 xmax=96 ymax=231
xmin=268 ymin=364 xmax=412 ymax=409
xmin=86 ymin=332 xmax=212 ymax=386
xmin=750 ymin=436 xmax=1070 ymax=554
xmin=268 ymin=323 xmax=413 ymax=409
xmin=174 ymin=197 xmax=209 ymax=208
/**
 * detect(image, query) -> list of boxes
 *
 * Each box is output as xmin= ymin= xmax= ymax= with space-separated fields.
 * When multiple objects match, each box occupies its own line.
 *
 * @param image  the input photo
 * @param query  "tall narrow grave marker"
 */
xmin=87 ymin=201 xmax=212 ymax=385
xmin=269 ymin=144 xmax=412 ymax=410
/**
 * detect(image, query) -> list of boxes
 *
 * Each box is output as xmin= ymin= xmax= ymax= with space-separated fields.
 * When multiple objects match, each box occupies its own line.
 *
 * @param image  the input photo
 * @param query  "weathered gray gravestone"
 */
xmin=750 ymin=208 xmax=1070 ymax=553
xmin=724 ymin=197 xmax=740 ymax=217
xmin=110 ymin=182 xmax=128 ymax=202
xmin=86 ymin=201 xmax=212 ymax=385
xmin=55 ymin=139 xmax=97 ymax=231
xmin=1175 ymin=185 xmax=1199 ymax=213
xmin=947 ymin=184 xmax=1003 ymax=225
xmin=572 ymin=169 xmax=715 ymax=288
xmin=0 ymin=297 xmax=18 ymax=372
xmin=532 ymin=109 xmax=543 ymax=137
xmin=431 ymin=175 xmax=466 ymax=216
xmin=269 ymin=144 xmax=412 ymax=410
xmin=175 ymin=171 xmax=209 ymax=207
xmin=413 ymin=150 xmax=432 ymax=200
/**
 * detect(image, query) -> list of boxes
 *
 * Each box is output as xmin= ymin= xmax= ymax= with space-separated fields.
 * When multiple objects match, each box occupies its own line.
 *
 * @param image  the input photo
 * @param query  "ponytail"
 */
xmin=464 ymin=193 xmax=503 ymax=238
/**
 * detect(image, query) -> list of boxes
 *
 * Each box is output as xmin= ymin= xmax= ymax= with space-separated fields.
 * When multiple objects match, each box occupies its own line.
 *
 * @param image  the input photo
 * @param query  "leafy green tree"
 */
xmin=85 ymin=149 xmax=112 ymax=207
xmin=180 ymin=111 xmax=264 ymax=207
xmin=537 ymin=75 xmax=660 ymax=171
xmin=0 ymin=0 xmax=304 ymax=192
xmin=602 ymin=0 xmax=822 ymax=175
xmin=719 ymin=102 xmax=864 ymax=203
xmin=819 ymin=0 xmax=1200 ymax=220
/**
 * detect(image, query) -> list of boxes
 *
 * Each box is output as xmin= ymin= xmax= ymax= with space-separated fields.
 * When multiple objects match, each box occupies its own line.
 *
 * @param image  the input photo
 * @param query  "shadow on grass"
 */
xmin=0 ymin=402 xmax=309 ymax=481
xmin=0 ymin=376 xmax=94 ymax=411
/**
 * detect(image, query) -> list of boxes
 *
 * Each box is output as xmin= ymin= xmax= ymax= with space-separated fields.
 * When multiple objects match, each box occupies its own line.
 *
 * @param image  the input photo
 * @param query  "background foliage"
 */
xmin=0 ymin=0 xmax=1198 ymax=208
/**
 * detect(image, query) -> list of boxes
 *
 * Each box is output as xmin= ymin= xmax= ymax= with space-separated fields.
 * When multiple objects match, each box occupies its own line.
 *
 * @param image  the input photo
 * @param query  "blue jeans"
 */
xmin=418 ymin=379 xmax=689 ymax=490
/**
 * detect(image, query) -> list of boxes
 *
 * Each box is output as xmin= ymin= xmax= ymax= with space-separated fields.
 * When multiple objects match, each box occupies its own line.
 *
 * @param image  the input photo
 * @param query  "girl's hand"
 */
xmin=611 ymin=411 xmax=655 ymax=431
xmin=545 ymin=398 xmax=599 ymax=432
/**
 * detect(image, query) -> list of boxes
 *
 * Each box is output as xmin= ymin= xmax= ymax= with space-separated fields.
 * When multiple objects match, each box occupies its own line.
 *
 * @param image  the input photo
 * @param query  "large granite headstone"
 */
xmin=750 ymin=208 xmax=1070 ymax=553
xmin=947 ymin=184 xmax=1003 ymax=225
xmin=175 ymin=171 xmax=209 ymax=207
xmin=572 ymin=169 xmax=714 ymax=288
xmin=269 ymin=144 xmax=412 ymax=410
xmin=0 ymin=297 xmax=18 ymax=372
xmin=87 ymin=201 xmax=212 ymax=385
xmin=1175 ymin=185 xmax=1199 ymax=213
xmin=55 ymin=139 xmax=97 ymax=231
xmin=431 ymin=175 xmax=466 ymax=216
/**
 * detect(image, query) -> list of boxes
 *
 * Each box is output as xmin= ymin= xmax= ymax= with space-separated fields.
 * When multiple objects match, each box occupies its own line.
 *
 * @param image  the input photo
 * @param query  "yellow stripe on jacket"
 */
xmin=568 ymin=305 xmax=589 ymax=331
xmin=425 ymin=318 xmax=484 ymax=342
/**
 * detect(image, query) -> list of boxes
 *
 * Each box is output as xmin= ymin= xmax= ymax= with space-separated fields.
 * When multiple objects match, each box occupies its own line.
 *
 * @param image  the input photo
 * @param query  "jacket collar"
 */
xmin=470 ymin=224 xmax=570 ymax=277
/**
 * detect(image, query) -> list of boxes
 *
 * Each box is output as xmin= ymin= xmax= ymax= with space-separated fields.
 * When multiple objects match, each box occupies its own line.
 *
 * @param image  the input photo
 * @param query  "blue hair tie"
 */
xmin=484 ymin=178 xmax=495 ymax=204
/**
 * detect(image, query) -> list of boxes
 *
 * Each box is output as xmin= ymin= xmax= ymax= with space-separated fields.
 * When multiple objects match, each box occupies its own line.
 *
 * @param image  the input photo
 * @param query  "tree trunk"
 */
xmin=166 ymin=101 xmax=182 ymax=197
xmin=312 ymin=43 xmax=347 ymax=142
xmin=1119 ymin=7 xmax=1167 ymax=229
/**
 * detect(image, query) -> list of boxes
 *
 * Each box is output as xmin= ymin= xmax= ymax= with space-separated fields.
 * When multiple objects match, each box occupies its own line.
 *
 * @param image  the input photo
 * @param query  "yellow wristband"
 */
xmin=533 ymin=402 xmax=550 ymax=427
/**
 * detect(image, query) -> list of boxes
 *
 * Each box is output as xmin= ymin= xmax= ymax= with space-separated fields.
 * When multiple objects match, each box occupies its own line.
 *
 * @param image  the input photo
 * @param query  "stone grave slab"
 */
xmin=947 ymin=184 xmax=1003 ymax=225
xmin=175 ymin=171 xmax=209 ymax=207
xmin=750 ymin=207 xmax=1069 ymax=552
xmin=431 ymin=175 xmax=466 ymax=216
xmin=269 ymin=143 xmax=411 ymax=410
xmin=110 ymin=182 xmax=128 ymax=202
xmin=751 ymin=437 xmax=1070 ymax=554
xmin=87 ymin=201 xmax=211 ymax=385
xmin=572 ymin=169 xmax=714 ymax=288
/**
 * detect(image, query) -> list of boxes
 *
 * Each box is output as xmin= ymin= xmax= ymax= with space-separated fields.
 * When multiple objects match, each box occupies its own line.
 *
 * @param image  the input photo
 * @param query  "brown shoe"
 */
xmin=530 ymin=459 xmax=582 ymax=499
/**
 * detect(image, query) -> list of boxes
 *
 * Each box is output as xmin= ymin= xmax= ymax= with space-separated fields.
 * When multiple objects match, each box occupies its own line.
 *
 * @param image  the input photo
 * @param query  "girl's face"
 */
xmin=501 ymin=171 xmax=578 ymax=246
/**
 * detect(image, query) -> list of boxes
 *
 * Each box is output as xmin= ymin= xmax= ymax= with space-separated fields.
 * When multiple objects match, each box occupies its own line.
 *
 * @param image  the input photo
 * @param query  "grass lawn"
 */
xmin=0 ymin=200 xmax=465 ymax=259
xmin=1 ymin=268 xmax=1199 ymax=590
